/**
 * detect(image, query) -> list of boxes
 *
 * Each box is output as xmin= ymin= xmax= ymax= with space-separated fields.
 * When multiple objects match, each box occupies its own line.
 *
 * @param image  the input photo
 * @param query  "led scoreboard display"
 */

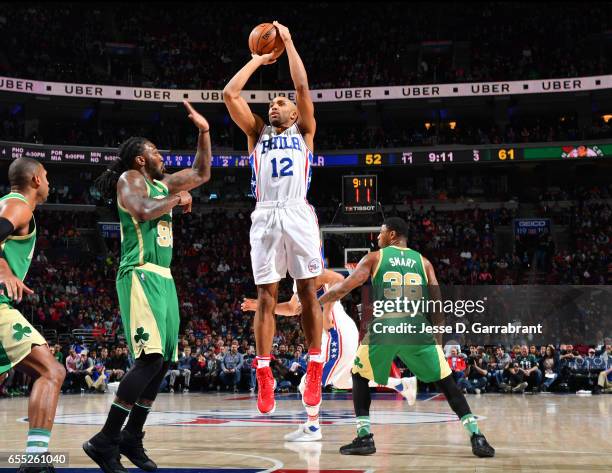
xmin=343 ymin=175 xmax=378 ymax=213
xmin=1 ymin=142 xmax=611 ymax=167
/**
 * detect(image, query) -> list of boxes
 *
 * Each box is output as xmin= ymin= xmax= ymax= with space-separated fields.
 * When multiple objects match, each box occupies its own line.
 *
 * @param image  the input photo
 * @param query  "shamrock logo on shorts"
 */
xmin=12 ymin=323 xmax=32 ymax=342
xmin=354 ymin=356 xmax=364 ymax=369
xmin=134 ymin=327 xmax=149 ymax=345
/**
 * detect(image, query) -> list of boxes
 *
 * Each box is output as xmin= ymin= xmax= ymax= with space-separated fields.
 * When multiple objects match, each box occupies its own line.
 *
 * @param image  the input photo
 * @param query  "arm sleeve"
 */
xmin=0 ymin=217 xmax=15 ymax=243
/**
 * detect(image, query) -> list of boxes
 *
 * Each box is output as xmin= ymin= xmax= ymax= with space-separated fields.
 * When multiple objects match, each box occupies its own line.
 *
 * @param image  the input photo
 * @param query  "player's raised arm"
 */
xmin=162 ymin=101 xmax=212 ymax=194
xmin=0 ymin=200 xmax=34 ymax=302
xmin=273 ymin=21 xmax=316 ymax=146
xmin=118 ymin=170 xmax=191 ymax=222
xmin=223 ymin=55 xmax=274 ymax=151
xmin=319 ymin=253 xmax=379 ymax=305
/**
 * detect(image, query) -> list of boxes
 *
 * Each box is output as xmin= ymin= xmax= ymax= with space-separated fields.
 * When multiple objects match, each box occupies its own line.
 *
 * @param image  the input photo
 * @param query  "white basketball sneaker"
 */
xmin=284 ymin=423 xmax=323 ymax=442
xmin=399 ymin=376 xmax=417 ymax=406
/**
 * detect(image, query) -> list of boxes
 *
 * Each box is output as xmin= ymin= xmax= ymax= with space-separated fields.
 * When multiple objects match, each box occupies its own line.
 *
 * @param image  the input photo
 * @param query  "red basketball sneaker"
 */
xmin=302 ymin=361 xmax=323 ymax=409
xmin=256 ymin=366 xmax=276 ymax=414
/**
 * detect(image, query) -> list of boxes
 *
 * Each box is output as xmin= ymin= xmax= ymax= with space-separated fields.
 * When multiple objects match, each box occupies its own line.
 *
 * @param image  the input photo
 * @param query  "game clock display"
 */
xmin=342 ymin=175 xmax=378 ymax=213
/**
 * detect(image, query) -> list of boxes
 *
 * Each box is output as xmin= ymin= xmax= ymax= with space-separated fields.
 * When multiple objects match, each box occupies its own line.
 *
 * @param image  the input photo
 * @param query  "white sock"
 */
xmin=256 ymin=356 xmax=271 ymax=368
xmin=26 ymin=428 xmax=50 ymax=453
xmin=308 ymin=349 xmax=325 ymax=363
xmin=305 ymin=412 xmax=320 ymax=429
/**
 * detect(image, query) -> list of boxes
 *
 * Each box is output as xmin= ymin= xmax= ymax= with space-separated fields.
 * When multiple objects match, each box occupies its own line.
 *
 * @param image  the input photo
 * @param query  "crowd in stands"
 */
xmin=0 ymin=197 xmax=609 ymax=398
xmin=443 ymin=343 xmax=612 ymax=395
xmin=1 ymin=4 xmax=610 ymax=89
xmin=317 ymin=117 xmax=612 ymax=150
xmin=3 ymin=106 xmax=611 ymax=152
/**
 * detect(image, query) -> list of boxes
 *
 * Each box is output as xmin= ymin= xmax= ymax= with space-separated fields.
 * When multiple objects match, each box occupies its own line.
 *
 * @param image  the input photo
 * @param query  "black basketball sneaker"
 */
xmin=339 ymin=433 xmax=377 ymax=455
xmin=471 ymin=433 xmax=496 ymax=457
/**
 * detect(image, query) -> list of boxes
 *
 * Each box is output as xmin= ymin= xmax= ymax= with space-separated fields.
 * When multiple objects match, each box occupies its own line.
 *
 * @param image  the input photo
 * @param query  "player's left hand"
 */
xmin=183 ymin=100 xmax=210 ymax=132
xmin=273 ymin=21 xmax=291 ymax=43
xmin=241 ymin=298 xmax=257 ymax=312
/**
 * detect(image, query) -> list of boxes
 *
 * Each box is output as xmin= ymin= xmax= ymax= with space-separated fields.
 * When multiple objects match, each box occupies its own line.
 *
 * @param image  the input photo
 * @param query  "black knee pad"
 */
xmin=116 ymin=353 xmax=164 ymax=404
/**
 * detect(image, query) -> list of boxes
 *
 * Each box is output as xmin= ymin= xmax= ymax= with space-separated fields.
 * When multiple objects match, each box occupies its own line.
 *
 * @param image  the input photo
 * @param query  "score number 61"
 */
xmin=497 ymin=149 xmax=516 ymax=160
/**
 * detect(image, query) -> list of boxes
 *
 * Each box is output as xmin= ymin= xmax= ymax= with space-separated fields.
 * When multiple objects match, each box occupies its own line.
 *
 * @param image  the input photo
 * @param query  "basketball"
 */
xmin=248 ymin=23 xmax=285 ymax=59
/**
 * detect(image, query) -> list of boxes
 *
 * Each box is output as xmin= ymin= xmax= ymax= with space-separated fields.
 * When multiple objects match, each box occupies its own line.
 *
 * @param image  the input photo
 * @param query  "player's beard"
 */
xmin=269 ymin=113 xmax=282 ymax=127
xmin=147 ymin=162 xmax=165 ymax=180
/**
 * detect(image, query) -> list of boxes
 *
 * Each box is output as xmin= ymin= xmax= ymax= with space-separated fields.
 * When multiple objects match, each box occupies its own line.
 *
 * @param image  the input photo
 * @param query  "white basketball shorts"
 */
xmin=250 ymin=199 xmax=323 ymax=285
xmin=321 ymin=304 xmax=359 ymax=389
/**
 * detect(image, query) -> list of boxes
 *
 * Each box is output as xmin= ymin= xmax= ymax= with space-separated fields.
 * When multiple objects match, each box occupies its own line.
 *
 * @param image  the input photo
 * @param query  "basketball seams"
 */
xmin=252 ymin=24 xmax=277 ymax=55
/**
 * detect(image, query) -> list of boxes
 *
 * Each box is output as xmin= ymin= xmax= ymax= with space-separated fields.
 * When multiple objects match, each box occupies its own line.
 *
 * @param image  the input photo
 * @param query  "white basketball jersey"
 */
xmin=250 ymin=123 xmax=313 ymax=202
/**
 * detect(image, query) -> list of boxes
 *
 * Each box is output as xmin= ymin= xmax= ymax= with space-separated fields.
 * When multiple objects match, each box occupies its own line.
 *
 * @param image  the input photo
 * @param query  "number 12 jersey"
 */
xmin=250 ymin=123 xmax=313 ymax=203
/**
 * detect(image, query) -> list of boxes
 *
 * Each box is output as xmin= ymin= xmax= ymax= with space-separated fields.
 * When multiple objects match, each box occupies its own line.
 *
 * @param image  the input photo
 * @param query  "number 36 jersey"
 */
xmin=117 ymin=177 xmax=173 ymax=278
xmin=250 ymin=123 xmax=313 ymax=203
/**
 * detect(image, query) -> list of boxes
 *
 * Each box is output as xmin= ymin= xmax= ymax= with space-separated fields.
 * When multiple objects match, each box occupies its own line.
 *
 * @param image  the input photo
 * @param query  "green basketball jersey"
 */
xmin=366 ymin=245 xmax=433 ymax=346
xmin=371 ymin=245 xmax=429 ymax=302
xmin=0 ymin=193 xmax=36 ymax=307
xmin=117 ymin=178 xmax=173 ymax=278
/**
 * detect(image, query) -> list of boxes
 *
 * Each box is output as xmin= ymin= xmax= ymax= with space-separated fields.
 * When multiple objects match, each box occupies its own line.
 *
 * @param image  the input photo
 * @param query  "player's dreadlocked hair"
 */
xmin=94 ymin=137 xmax=149 ymax=200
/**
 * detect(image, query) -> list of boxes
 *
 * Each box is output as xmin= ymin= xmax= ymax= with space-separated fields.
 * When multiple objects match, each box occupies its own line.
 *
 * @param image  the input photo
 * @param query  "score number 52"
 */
xmin=365 ymin=153 xmax=382 ymax=165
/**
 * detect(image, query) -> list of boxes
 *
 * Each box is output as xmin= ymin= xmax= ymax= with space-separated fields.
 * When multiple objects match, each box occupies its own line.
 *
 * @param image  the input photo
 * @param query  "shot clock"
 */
xmin=342 ymin=175 xmax=378 ymax=213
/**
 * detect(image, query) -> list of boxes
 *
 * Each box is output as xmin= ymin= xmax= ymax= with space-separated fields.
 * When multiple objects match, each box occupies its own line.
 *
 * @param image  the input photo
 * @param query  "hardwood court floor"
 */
xmin=0 ymin=391 xmax=611 ymax=473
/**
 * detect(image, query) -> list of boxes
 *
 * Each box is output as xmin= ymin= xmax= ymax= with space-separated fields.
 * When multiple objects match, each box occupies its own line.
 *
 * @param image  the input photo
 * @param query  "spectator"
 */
xmin=594 ymin=344 xmax=612 ymax=394
xmin=515 ymin=345 xmax=542 ymax=392
xmin=499 ymin=362 xmax=529 ymax=393
xmin=85 ymin=362 xmax=109 ymax=393
xmin=285 ymin=346 xmax=307 ymax=389
xmin=176 ymin=346 xmax=194 ymax=393
xmin=105 ymin=346 xmax=128 ymax=382
xmin=190 ymin=353 xmax=209 ymax=392
xmin=488 ymin=346 xmax=511 ymax=390
xmin=72 ymin=350 xmax=94 ymax=392
xmin=63 ymin=348 xmax=80 ymax=393
xmin=242 ymin=346 xmax=257 ymax=393
xmin=458 ymin=346 xmax=488 ymax=394
xmin=205 ymin=348 xmax=221 ymax=391
xmin=540 ymin=345 xmax=560 ymax=392
xmin=447 ymin=347 xmax=467 ymax=383
xmin=122 ymin=346 xmax=135 ymax=370
xmin=220 ymin=341 xmax=244 ymax=392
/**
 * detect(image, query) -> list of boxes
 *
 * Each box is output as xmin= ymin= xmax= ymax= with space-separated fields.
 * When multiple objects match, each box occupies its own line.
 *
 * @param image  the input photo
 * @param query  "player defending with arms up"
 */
xmin=83 ymin=101 xmax=211 ymax=473
xmin=0 ymin=158 xmax=66 ymax=473
xmin=319 ymin=218 xmax=495 ymax=458
xmin=224 ymin=22 xmax=324 ymax=414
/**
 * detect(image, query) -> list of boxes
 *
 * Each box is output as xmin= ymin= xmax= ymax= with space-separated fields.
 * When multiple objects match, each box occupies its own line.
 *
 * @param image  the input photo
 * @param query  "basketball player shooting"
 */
xmin=318 ymin=218 xmax=495 ymax=457
xmin=242 ymin=269 xmax=417 ymax=442
xmin=223 ymin=21 xmax=325 ymax=415
xmin=83 ymin=101 xmax=211 ymax=473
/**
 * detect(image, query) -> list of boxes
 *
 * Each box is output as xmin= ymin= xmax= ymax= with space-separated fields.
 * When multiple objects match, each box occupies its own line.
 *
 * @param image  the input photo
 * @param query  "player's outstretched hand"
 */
xmin=176 ymin=190 xmax=192 ymax=214
xmin=252 ymin=51 xmax=277 ymax=66
xmin=272 ymin=21 xmax=291 ymax=43
xmin=183 ymin=100 xmax=210 ymax=132
xmin=241 ymin=298 xmax=257 ymax=312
